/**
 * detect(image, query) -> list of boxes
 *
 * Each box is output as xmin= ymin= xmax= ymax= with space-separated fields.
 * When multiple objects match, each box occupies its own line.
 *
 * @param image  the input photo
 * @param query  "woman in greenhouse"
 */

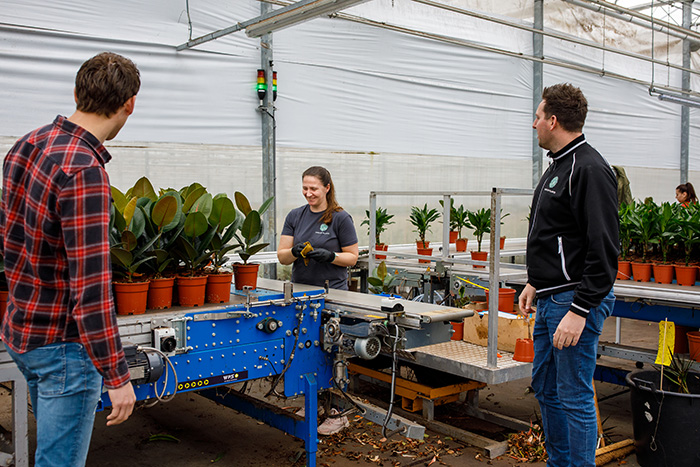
xmin=277 ymin=166 xmax=359 ymax=290
xmin=675 ymin=182 xmax=697 ymax=207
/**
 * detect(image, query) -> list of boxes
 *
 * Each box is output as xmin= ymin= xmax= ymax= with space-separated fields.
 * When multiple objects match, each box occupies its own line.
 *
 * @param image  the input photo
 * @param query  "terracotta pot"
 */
xmin=617 ymin=260 xmax=632 ymax=280
xmin=147 ymin=276 xmax=175 ymax=310
xmin=450 ymin=321 xmax=464 ymax=340
xmin=375 ymin=243 xmax=388 ymax=260
xmin=675 ymin=265 xmax=697 ymax=286
xmin=416 ymin=240 xmax=430 ymax=249
xmin=652 ymin=264 xmax=674 ymax=285
xmin=513 ymin=338 xmax=534 ymax=362
xmin=417 ymin=247 xmax=433 ymax=264
xmin=688 ymin=331 xmax=700 ymax=362
xmin=471 ymin=250 xmax=488 ymax=269
xmin=456 ymin=238 xmax=468 ymax=252
xmin=499 ymin=236 xmax=506 ymax=250
xmin=176 ymin=275 xmax=207 ymax=307
xmin=233 ymin=263 xmax=260 ymax=290
xmin=485 ymin=287 xmax=516 ymax=313
xmin=206 ymin=272 xmax=233 ymax=303
xmin=0 ymin=290 xmax=8 ymax=323
xmin=631 ymin=262 xmax=652 ymax=282
xmin=113 ymin=281 xmax=150 ymax=315
xmin=449 ymin=231 xmax=458 ymax=244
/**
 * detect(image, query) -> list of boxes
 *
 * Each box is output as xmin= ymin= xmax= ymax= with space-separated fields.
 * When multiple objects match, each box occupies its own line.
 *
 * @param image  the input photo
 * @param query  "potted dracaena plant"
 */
xmin=452 ymin=204 xmax=471 ymax=252
xmin=649 ymin=202 xmax=678 ymax=284
xmin=672 ymin=202 xmax=699 ymax=286
xmin=362 ymin=207 xmax=394 ymax=260
xmin=408 ymin=204 xmax=440 ymax=263
xmin=439 ymin=199 xmax=460 ymax=244
xmin=231 ymin=192 xmax=274 ymax=290
xmin=628 ymin=199 xmax=656 ymax=282
xmin=467 ymin=207 xmax=491 ymax=268
xmin=617 ymin=202 xmax=634 ymax=280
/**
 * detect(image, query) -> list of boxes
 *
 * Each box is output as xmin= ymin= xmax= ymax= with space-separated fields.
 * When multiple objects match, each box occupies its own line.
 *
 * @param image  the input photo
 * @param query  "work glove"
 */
xmin=306 ymin=248 xmax=335 ymax=263
xmin=291 ymin=243 xmax=306 ymax=258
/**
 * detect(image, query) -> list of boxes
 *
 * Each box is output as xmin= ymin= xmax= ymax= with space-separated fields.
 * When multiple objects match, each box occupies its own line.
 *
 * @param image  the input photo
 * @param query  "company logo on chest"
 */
xmin=316 ymin=223 xmax=330 ymax=236
xmin=544 ymin=176 xmax=558 ymax=194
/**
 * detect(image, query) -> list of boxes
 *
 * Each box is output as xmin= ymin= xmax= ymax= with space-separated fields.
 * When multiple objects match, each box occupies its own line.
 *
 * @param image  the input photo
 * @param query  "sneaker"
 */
xmin=317 ymin=409 xmax=349 ymax=435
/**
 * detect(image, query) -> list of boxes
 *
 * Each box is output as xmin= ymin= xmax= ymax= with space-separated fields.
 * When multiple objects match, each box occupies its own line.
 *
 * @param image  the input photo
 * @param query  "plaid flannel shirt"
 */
xmin=0 ymin=115 xmax=129 ymax=389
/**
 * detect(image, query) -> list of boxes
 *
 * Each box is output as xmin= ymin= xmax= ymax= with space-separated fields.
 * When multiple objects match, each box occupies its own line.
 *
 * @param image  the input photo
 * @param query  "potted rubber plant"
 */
xmin=231 ymin=192 xmax=273 ymax=290
xmin=205 ymin=194 xmax=241 ymax=303
xmin=109 ymin=196 xmax=160 ymax=315
xmin=673 ymin=202 xmax=699 ymax=286
xmin=467 ymin=207 xmax=491 ymax=268
xmin=362 ymin=207 xmax=394 ymax=260
xmin=408 ymin=204 xmax=440 ymax=263
xmin=172 ymin=189 xmax=217 ymax=306
xmin=649 ymin=202 xmax=678 ymax=284
xmin=367 ymin=261 xmax=399 ymax=296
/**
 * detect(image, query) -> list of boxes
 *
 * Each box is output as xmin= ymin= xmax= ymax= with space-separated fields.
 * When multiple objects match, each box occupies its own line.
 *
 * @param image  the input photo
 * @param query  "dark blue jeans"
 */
xmin=6 ymin=342 xmax=102 ymax=467
xmin=532 ymin=289 xmax=615 ymax=467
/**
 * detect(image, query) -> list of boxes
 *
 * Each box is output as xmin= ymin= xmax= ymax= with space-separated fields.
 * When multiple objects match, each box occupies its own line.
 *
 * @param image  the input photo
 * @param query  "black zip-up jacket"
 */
xmin=527 ymin=134 xmax=619 ymax=317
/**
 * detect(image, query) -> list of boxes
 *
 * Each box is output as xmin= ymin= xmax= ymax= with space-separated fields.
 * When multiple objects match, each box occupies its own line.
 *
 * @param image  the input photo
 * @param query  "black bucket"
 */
xmin=626 ymin=369 xmax=700 ymax=467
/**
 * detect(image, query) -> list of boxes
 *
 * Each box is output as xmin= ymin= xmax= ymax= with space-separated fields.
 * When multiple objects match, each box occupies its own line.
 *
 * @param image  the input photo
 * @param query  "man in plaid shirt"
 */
xmin=1 ymin=52 xmax=139 ymax=466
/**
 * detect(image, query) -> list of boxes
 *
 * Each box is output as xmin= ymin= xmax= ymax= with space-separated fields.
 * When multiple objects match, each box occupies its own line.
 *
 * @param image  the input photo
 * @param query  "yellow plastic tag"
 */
xmin=655 ymin=320 xmax=675 ymax=366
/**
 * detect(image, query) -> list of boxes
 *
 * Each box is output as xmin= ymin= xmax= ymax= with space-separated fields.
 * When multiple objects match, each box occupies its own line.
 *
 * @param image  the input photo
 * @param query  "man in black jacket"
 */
xmin=519 ymin=83 xmax=618 ymax=467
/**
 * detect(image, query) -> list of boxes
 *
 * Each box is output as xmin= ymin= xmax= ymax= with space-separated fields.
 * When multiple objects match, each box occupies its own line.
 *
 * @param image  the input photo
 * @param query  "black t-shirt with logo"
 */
xmin=281 ymin=205 xmax=358 ymax=290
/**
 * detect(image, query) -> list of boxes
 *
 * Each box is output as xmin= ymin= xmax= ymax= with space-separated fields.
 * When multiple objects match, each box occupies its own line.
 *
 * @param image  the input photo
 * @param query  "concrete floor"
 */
xmin=1 ymin=316 xmax=658 ymax=466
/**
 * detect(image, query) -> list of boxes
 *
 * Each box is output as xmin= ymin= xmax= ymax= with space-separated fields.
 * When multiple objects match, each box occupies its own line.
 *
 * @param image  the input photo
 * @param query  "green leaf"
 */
xmin=241 ymin=211 xmax=261 ymax=242
xmin=259 ymin=196 xmax=274 ymax=216
xmin=110 ymin=248 xmax=133 ymax=268
xmin=111 ymin=186 xmax=128 ymax=213
xmin=182 ymin=187 xmax=207 ymax=213
xmin=152 ymin=196 xmax=178 ymax=231
xmin=121 ymin=231 xmax=138 ymax=252
xmin=183 ymin=211 xmax=209 ymax=239
xmin=235 ymin=192 xmax=252 ymax=216
xmin=123 ymin=197 xmax=138 ymax=226
xmin=131 ymin=177 xmax=157 ymax=201
xmin=210 ymin=197 xmax=237 ymax=231
xmin=191 ymin=192 xmax=213 ymax=218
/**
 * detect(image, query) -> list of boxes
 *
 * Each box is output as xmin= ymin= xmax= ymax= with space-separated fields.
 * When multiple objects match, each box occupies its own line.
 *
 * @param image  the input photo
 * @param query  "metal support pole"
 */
xmin=260 ymin=2 xmax=277 ymax=279
xmin=369 ymin=193 xmax=377 ymax=273
xmin=303 ymin=374 xmax=318 ymax=467
xmin=680 ymin=0 xmax=692 ymax=184
xmin=442 ymin=195 xmax=451 ymax=262
xmin=532 ymin=0 xmax=544 ymax=188
xmin=487 ymin=188 xmax=502 ymax=368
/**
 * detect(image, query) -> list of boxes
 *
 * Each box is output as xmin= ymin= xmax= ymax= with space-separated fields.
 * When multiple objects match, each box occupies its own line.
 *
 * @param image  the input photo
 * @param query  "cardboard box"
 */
xmin=462 ymin=309 xmax=535 ymax=353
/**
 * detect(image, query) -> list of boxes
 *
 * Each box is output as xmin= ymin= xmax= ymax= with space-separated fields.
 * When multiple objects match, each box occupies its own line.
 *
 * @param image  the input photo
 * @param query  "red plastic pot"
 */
xmin=456 ymin=238 xmax=468 ymax=252
xmin=417 ymin=247 xmax=433 ymax=264
xmin=147 ymin=276 xmax=174 ymax=310
xmin=631 ymin=262 xmax=652 ymax=282
xmin=113 ymin=281 xmax=150 ymax=315
xmin=206 ymin=272 xmax=233 ymax=303
xmin=471 ymin=251 xmax=488 ymax=269
xmin=617 ymin=260 xmax=632 ymax=280
xmin=233 ymin=263 xmax=260 ymax=290
xmin=176 ymin=275 xmax=207 ymax=307
xmin=485 ymin=287 xmax=516 ymax=313
xmin=375 ymin=243 xmax=388 ymax=260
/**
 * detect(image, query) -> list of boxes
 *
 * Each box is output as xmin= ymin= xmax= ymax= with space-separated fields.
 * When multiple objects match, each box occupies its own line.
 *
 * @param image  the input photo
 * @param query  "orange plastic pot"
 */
xmin=176 ymin=275 xmax=207 ymax=307
xmin=0 ymin=290 xmax=8 ymax=323
xmin=450 ymin=321 xmax=464 ymax=340
xmin=449 ymin=231 xmax=458 ymax=244
xmin=617 ymin=260 xmax=632 ymax=280
xmin=500 ymin=236 xmax=506 ymax=250
xmin=233 ymin=263 xmax=260 ymax=290
xmin=206 ymin=272 xmax=233 ymax=303
xmin=147 ymin=276 xmax=175 ymax=310
xmin=688 ymin=331 xmax=700 ymax=362
xmin=485 ymin=287 xmax=516 ymax=313
xmin=471 ymin=251 xmax=488 ymax=269
xmin=113 ymin=281 xmax=150 ymax=315
xmin=652 ymin=264 xmax=674 ymax=285
xmin=416 ymin=240 xmax=430 ymax=249
xmin=513 ymin=338 xmax=534 ymax=362
xmin=375 ymin=243 xmax=388 ymax=260
xmin=675 ymin=265 xmax=697 ymax=286
xmin=417 ymin=247 xmax=433 ymax=264
xmin=456 ymin=238 xmax=468 ymax=252
xmin=631 ymin=262 xmax=652 ymax=282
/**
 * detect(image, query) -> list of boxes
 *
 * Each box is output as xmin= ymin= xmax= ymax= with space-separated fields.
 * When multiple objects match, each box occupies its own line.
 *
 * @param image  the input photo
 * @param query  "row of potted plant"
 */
xmin=363 ymin=202 xmax=508 ymax=266
xmin=618 ymin=200 xmax=699 ymax=286
xmin=109 ymin=177 xmax=272 ymax=314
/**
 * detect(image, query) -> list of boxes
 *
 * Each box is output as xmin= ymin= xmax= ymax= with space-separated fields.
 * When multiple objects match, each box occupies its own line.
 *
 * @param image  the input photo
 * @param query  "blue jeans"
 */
xmin=531 ymin=289 xmax=614 ymax=467
xmin=6 ymin=342 xmax=103 ymax=467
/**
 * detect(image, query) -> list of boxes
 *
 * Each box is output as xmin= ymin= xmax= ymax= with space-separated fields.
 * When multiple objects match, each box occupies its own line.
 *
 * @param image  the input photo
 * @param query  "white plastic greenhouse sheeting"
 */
xmin=0 ymin=0 xmax=698 ymax=241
